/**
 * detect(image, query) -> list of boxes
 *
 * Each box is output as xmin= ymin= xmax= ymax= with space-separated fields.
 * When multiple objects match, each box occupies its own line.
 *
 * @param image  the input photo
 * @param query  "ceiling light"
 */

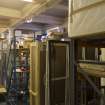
xmin=22 ymin=0 xmax=33 ymax=2
xmin=25 ymin=17 xmax=32 ymax=23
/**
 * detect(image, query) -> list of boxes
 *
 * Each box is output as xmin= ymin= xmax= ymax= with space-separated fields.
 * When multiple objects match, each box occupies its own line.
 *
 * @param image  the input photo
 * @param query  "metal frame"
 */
xmin=6 ymin=30 xmax=18 ymax=105
xmin=0 ymin=39 xmax=7 ymax=87
xmin=46 ymin=40 xmax=70 ymax=105
xmin=6 ymin=30 xmax=29 ymax=105
xmin=69 ymin=39 xmax=77 ymax=105
xmin=70 ymin=38 xmax=105 ymax=105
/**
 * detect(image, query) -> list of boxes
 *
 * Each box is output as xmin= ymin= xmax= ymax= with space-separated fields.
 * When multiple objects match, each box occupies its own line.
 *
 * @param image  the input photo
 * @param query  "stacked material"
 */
xmin=78 ymin=62 xmax=105 ymax=77
xmin=0 ymin=85 xmax=6 ymax=93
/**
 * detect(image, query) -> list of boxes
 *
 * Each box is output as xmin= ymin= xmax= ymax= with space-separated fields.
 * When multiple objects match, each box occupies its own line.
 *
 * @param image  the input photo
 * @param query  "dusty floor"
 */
xmin=0 ymin=103 xmax=6 ymax=105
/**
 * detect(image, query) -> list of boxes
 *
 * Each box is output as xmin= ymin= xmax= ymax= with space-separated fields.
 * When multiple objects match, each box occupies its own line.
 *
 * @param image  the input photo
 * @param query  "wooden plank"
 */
xmin=78 ymin=63 xmax=105 ymax=77
xmin=0 ymin=6 xmax=21 ymax=18
xmin=0 ymin=85 xmax=6 ymax=93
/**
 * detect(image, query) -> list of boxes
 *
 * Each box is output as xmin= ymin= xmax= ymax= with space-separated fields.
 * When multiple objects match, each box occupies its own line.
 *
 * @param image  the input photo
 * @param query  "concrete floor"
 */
xmin=0 ymin=103 xmax=6 ymax=105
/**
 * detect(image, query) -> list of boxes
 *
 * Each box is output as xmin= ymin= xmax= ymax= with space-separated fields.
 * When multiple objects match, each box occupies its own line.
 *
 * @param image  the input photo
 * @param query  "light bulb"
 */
xmin=22 ymin=0 xmax=33 ymax=2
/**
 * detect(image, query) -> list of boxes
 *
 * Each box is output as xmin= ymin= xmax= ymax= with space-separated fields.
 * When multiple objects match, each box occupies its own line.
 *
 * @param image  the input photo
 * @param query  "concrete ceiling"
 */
xmin=16 ymin=0 xmax=68 ymax=32
xmin=0 ymin=0 xmax=29 ymax=10
xmin=0 ymin=0 xmax=31 ymax=32
xmin=0 ymin=0 xmax=61 ymax=32
xmin=0 ymin=0 xmax=68 ymax=33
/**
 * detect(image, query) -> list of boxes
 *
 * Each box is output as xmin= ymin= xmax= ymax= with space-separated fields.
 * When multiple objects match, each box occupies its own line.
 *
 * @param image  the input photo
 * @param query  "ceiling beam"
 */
xmin=32 ymin=14 xmax=64 ymax=25
xmin=15 ymin=23 xmax=44 ymax=31
xmin=16 ymin=27 xmax=41 ymax=31
xmin=0 ymin=6 xmax=21 ymax=19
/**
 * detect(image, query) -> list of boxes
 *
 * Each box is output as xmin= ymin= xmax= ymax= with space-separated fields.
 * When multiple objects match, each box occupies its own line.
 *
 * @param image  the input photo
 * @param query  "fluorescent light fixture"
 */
xmin=47 ymin=27 xmax=60 ymax=33
xmin=22 ymin=0 xmax=33 ymax=2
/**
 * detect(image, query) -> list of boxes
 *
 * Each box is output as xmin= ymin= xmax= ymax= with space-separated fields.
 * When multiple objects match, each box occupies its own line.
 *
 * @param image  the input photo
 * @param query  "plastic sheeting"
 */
xmin=69 ymin=0 xmax=105 ymax=37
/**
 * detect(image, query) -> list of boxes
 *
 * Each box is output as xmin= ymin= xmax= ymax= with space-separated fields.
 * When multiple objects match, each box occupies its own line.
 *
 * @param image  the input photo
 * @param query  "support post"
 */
xmin=69 ymin=39 xmax=77 ymax=105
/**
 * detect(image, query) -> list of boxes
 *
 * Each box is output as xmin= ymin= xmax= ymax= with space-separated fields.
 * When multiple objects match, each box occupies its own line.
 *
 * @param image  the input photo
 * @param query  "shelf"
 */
xmin=78 ymin=62 xmax=105 ymax=77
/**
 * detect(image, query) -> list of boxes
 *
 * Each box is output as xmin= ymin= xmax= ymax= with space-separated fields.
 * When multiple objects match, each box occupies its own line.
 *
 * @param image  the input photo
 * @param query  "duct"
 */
xmin=30 ymin=42 xmax=46 ymax=105
xmin=68 ymin=0 xmax=105 ymax=37
xmin=30 ymin=40 xmax=70 ymax=105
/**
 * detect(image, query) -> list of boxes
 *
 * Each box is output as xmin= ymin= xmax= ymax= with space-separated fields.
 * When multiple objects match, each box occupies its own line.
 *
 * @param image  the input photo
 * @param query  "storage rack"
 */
xmin=6 ymin=34 xmax=30 ymax=105
xmin=0 ymin=38 xmax=8 ymax=103
xmin=0 ymin=38 xmax=7 ymax=89
xmin=16 ymin=48 xmax=30 ymax=105
xmin=70 ymin=37 xmax=105 ymax=105
xmin=6 ymin=36 xmax=18 ymax=105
